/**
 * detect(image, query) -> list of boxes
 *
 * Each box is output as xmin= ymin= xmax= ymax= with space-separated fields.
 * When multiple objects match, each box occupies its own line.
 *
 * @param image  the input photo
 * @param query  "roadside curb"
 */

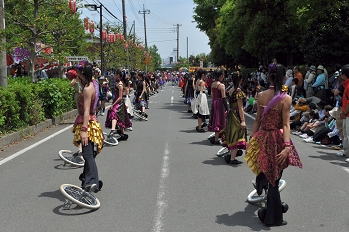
xmin=0 ymin=109 xmax=78 ymax=148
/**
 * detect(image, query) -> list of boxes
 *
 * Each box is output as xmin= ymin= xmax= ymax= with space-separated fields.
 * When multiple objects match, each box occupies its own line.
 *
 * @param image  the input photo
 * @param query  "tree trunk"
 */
xmin=0 ymin=0 xmax=7 ymax=87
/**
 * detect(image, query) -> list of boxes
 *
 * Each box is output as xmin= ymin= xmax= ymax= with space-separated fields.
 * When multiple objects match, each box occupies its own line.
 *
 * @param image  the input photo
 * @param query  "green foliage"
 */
xmin=3 ymin=0 xmax=87 ymax=80
xmin=0 ymin=78 xmax=75 ymax=135
xmin=0 ymin=86 xmax=21 ymax=132
xmin=301 ymin=0 xmax=349 ymax=66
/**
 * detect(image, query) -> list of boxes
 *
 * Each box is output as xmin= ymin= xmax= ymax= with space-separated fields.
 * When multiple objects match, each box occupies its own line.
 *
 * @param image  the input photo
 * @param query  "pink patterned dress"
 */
xmin=245 ymin=106 xmax=302 ymax=186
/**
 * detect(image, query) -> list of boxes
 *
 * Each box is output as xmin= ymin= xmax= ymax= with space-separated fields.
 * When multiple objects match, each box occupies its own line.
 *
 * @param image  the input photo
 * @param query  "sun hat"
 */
xmin=317 ymin=65 xmax=324 ymax=70
xmin=309 ymin=65 xmax=316 ymax=71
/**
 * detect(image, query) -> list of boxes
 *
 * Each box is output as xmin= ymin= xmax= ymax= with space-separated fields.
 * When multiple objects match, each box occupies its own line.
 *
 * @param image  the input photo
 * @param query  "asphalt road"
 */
xmin=1 ymin=83 xmax=349 ymax=232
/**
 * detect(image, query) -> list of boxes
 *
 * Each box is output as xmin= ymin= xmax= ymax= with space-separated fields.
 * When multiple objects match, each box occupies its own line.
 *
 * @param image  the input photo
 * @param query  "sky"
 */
xmin=79 ymin=0 xmax=211 ymax=60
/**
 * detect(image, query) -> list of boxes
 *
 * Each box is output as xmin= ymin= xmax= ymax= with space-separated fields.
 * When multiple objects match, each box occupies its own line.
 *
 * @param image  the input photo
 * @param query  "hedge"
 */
xmin=0 ymin=77 xmax=75 ymax=136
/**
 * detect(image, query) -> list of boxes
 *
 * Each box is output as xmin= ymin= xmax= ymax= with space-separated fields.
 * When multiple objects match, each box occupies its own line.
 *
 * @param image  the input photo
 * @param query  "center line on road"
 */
xmin=152 ymin=143 xmax=170 ymax=232
xmin=171 ymin=96 xmax=174 ymax=105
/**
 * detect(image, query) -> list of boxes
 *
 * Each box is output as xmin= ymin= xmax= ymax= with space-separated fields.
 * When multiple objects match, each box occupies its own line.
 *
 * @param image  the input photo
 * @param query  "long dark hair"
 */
xmin=231 ymin=71 xmax=242 ymax=90
xmin=269 ymin=63 xmax=285 ymax=94
xmin=77 ymin=62 xmax=93 ymax=87
xmin=213 ymin=70 xmax=223 ymax=81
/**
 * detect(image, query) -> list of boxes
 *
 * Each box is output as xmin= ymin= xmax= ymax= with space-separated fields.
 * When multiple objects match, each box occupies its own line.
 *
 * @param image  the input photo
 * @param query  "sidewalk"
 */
xmin=0 ymin=109 xmax=78 ymax=148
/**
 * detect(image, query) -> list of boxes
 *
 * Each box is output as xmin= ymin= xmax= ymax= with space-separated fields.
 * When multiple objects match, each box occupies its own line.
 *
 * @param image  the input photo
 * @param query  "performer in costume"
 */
xmin=208 ymin=70 xmax=227 ymax=144
xmin=244 ymin=63 xmax=302 ymax=226
xmin=184 ymin=73 xmax=195 ymax=113
xmin=73 ymin=62 xmax=104 ymax=193
xmin=105 ymin=69 xmax=132 ymax=141
xmin=195 ymin=70 xmax=210 ymax=132
xmin=135 ymin=72 xmax=148 ymax=118
xmin=220 ymin=72 xmax=247 ymax=164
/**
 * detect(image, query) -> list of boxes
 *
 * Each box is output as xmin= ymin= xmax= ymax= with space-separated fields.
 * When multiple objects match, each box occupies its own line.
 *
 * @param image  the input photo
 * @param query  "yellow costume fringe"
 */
xmin=72 ymin=121 xmax=104 ymax=154
xmin=244 ymin=137 xmax=261 ymax=176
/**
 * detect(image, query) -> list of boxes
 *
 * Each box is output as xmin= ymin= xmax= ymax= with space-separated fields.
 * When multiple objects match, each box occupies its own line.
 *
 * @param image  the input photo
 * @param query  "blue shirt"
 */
xmin=312 ymin=73 xmax=325 ymax=87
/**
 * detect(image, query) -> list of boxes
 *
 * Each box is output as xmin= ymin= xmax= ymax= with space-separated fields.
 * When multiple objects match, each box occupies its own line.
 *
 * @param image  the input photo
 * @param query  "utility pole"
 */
xmin=174 ymin=24 xmax=182 ymax=64
xmin=139 ymin=4 xmax=150 ymax=49
xmin=187 ymin=37 xmax=188 ymax=61
xmin=0 ymin=0 xmax=7 ymax=87
xmin=121 ymin=0 xmax=127 ymax=40
xmin=99 ymin=5 xmax=104 ymax=75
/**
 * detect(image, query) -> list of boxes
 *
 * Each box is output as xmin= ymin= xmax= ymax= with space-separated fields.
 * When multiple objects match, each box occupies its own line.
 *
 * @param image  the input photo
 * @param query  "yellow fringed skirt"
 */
xmin=244 ymin=137 xmax=261 ymax=176
xmin=72 ymin=121 xmax=104 ymax=154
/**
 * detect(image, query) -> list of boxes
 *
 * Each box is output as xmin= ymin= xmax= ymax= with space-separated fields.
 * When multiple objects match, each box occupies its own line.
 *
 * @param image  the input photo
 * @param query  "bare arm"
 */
xmin=70 ymin=78 xmax=78 ymax=87
xmin=219 ymin=83 xmax=226 ymax=98
xmin=81 ymin=84 xmax=93 ymax=146
xmin=251 ymin=92 xmax=262 ymax=136
xmin=237 ymin=98 xmax=245 ymax=127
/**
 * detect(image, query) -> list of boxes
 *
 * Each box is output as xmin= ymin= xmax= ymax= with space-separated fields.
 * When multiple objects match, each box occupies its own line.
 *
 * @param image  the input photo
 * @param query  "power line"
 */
xmin=149 ymin=12 xmax=175 ymax=25
xmin=129 ymin=0 xmax=143 ymax=26
xmin=111 ymin=0 xmax=123 ymax=15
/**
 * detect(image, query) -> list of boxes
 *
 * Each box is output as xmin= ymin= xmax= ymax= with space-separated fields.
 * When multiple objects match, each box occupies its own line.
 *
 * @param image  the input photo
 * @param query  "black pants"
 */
xmin=257 ymin=172 xmax=283 ymax=225
xmin=81 ymin=141 xmax=99 ymax=189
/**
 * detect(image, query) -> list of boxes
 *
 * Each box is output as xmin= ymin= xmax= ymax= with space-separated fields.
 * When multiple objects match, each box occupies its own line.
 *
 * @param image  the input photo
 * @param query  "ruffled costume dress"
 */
xmin=244 ymin=89 xmax=302 ymax=226
xmin=184 ymin=78 xmax=195 ymax=105
xmin=72 ymin=80 xmax=104 ymax=154
xmin=221 ymin=88 xmax=247 ymax=150
xmin=194 ymin=86 xmax=210 ymax=119
xmin=208 ymin=85 xmax=226 ymax=132
xmin=105 ymin=85 xmax=132 ymax=129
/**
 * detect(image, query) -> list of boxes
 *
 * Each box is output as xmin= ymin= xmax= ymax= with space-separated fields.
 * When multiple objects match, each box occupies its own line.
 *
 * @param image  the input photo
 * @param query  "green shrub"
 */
xmin=0 ymin=86 xmax=22 ymax=132
xmin=1 ymin=77 xmax=75 ymax=135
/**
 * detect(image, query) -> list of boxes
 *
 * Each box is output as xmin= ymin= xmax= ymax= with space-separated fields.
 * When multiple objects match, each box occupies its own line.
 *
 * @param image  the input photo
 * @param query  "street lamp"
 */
xmin=85 ymin=4 xmax=104 ymax=75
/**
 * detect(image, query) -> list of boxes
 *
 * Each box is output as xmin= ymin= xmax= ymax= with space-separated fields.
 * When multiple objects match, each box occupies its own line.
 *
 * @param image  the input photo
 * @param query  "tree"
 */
xmin=148 ymin=45 xmax=161 ymax=71
xmin=301 ymin=0 xmax=349 ymax=66
xmin=3 ymin=0 xmax=86 ymax=81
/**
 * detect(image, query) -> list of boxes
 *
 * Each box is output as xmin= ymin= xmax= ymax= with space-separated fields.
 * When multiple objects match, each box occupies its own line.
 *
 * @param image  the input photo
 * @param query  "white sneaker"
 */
xmin=336 ymin=152 xmax=346 ymax=157
xmin=292 ymin=131 xmax=302 ymax=135
xmin=304 ymin=137 xmax=314 ymax=143
xmin=101 ymin=112 xmax=105 ymax=116
xmin=345 ymin=158 xmax=349 ymax=162
xmin=299 ymin=133 xmax=309 ymax=138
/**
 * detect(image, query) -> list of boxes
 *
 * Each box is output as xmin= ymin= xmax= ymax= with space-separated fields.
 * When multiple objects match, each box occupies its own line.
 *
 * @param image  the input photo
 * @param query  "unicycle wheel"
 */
xmin=246 ymin=179 xmax=287 ymax=204
xmin=60 ymin=184 xmax=100 ymax=210
xmin=58 ymin=150 xmax=84 ymax=167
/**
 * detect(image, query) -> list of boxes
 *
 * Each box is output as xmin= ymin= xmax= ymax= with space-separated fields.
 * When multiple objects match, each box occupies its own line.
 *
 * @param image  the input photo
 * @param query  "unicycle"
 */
xmin=217 ymin=147 xmax=229 ymax=157
xmin=246 ymin=179 xmax=286 ymax=204
xmin=103 ymin=132 xmax=119 ymax=146
xmin=133 ymin=109 xmax=148 ymax=121
xmin=58 ymin=150 xmax=85 ymax=167
xmin=223 ymin=150 xmax=244 ymax=162
xmin=60 ymin=184 xmax=100 ymax=210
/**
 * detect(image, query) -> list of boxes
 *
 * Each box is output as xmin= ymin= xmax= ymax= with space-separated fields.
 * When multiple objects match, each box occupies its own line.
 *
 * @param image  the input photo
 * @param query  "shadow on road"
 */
xmin=215 ymin=204 xmax=270 ymax=231
xmin=202 ymin=156 xmax=227 ymax=166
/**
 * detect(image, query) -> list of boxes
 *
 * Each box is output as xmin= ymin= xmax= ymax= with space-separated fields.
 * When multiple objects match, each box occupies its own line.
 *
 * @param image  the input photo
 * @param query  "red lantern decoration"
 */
xmin=84 ymin=18 xmax=90 ymax=30
xmin=89 ymin=21 xmax=94 ymax=34
xmin=109 ymin=33 xmax=115 ymax=43
xmin=120 ymin=34 xmax=124 ymax=40
xmin=69 ymin=0 xmax=76 ymax=14
xmin=102 ymin=30 xmax=107 ymax=40
xmin=45 ymin=47 xmax=53 ymax=54
xmin=124 ymin=43 xmax=129 ymax=49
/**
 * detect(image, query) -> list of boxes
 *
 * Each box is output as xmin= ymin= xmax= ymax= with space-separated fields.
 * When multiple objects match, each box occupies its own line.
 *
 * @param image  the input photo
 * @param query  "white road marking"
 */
xmin=171 ymin=96 xmax=174 ymax=105
xmin=245 ymin=112 xmax=256 ymax=120
xmin=152 ymin=143 xmax=170 ymax=232
xmin=342 ymin=167 xmax=349 ymax=174
xmin=0 ymin=105 xmax=112 ymax=166
xmin=0 ymin=125 xmax=73 ymax=166
xmin=172 ymin=90 xmax=174 ymax=93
